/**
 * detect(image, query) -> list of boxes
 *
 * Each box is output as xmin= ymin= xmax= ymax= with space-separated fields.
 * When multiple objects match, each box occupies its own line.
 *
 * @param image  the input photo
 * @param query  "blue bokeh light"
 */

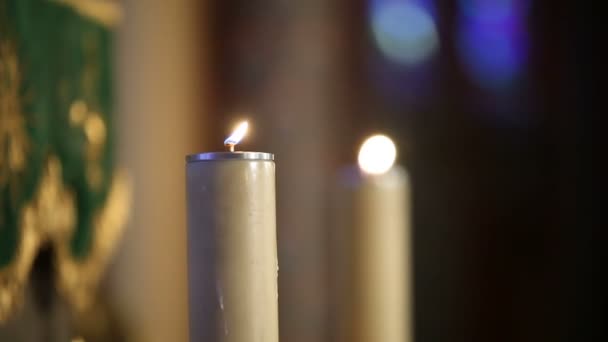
xmin=370 ymin=0 xmax=439 ymax=66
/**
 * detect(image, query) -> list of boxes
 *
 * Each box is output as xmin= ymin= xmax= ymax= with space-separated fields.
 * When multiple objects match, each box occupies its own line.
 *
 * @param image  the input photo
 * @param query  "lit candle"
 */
xmin=330 ymin=134 xmax=412 ymax=342
xmin=186 ymin=121 xmax=278 ymax=342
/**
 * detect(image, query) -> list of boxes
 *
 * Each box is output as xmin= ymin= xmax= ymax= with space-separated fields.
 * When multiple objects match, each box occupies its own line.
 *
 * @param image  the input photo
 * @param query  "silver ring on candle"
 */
xmin=186 ymin=152 xmax=274 ymax=162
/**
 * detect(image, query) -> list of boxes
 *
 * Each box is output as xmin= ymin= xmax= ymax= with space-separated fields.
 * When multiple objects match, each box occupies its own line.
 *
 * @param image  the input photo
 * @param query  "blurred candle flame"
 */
xmin=224 ymin=121 xmax=249 ymax=151
xmin=358 ymin=134 xmax=397 ymax=174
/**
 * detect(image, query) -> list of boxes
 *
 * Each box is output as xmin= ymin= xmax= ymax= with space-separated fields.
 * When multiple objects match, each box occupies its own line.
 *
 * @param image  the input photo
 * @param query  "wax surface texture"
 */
xmin=186 ymin=158 xmax=278 ymax=342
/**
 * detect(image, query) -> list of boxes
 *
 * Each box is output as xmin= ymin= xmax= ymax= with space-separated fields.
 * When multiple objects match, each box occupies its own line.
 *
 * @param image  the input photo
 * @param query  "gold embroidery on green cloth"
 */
xmin=69 ymin=100 xmax=88 ymax=126
xmin=1 ymin=0 xmax=126 ymax=322
xmin=0 ymin=156 xmax=76 ymax=321
xmin=55 ymin=169 xmax=130 ymax=311
xmin=0 ymin=212 xmax=40 ymax=321
xmin=68 ymin=99 xmax=107 ymax=190
xmin=77 ymin=32 xmax=107 ymax=191
xmin=0 ymin=39 xmax=29 ymax=191
xmin=0 ymin=39 xmax=33 ymax=321
xmin=52 ymin=0 xmax=123 ymax=27
xmin=84 ymin=112 xmax=106 ymax=190
xmin=0 ymin=154 xmax=131 ymax=321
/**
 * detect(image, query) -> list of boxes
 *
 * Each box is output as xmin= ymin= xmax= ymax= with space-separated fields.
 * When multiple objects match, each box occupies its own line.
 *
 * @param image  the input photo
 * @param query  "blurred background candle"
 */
xmin=330 ymin=135 xmax=412 ymax=342
xmin=185 ymin=122 xmax=278 ymax=342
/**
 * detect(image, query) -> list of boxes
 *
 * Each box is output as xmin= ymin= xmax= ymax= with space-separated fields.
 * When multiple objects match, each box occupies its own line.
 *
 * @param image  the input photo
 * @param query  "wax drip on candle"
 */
xmin=224 ymin=121 xmax=249 ymax=152
xmin=358 ymin=134 xmax=397 ymax=174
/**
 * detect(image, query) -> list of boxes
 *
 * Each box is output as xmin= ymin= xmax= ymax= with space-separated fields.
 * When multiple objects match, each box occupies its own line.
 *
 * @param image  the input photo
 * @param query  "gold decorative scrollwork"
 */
xmin=55 ymin=169 xmax=130 ymax=311
xmin=0 ymin=155 xmax=130 ymax=321
xmin=0 ymin=156 xmax=75 ymax=321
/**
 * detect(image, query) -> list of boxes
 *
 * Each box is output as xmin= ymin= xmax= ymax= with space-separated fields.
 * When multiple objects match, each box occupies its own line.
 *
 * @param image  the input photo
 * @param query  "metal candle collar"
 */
xmin=186 ymin=152 xmax=274 ymax=162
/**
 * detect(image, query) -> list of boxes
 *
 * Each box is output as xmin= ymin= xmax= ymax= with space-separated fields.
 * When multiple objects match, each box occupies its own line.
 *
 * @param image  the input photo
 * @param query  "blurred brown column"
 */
xmin=108 ymin=0 xmax=210 ymax=341
xmin=205 ymin=1 xmax=357 ymax=341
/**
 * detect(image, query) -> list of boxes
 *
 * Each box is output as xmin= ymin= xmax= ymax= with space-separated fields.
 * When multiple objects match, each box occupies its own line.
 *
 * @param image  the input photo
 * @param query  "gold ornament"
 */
xmin=55 ymin=169 xmax=130 ymax=311
xmin=0 ymin=155 xmax=130 ymax=321
xmin=0 ymin=156 xmax=75 ymax=321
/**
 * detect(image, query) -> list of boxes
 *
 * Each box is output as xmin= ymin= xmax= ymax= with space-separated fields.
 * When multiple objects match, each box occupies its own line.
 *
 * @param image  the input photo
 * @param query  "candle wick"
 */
xmin=226 ymin=144 xmax=235 ymax=152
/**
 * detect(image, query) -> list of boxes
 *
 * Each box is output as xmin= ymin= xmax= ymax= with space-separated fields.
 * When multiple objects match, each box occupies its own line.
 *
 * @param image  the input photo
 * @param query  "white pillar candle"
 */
xmin=186 ymin=122 xmax=279 ymax=342
xmin=331 ymin=135 xmax=412 ymax=342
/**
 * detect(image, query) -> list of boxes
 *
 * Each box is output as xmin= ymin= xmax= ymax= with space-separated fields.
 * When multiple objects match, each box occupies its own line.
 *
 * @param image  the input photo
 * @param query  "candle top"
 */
xmin=186 ymin=151 xmax=274 ymax=162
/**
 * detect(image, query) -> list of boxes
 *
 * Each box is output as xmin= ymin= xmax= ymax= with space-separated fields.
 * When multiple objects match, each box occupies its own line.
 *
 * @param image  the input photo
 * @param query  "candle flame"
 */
xmin=224 ymin=121 xmax=249 ymax=151
xmin=358 ymin=134 xmax=397 ymax=174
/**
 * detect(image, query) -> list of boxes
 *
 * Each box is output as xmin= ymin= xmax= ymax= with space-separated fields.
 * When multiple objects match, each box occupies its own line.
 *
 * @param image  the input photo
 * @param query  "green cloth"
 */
xmin=1 ymin=0 xmax=114 ymax=266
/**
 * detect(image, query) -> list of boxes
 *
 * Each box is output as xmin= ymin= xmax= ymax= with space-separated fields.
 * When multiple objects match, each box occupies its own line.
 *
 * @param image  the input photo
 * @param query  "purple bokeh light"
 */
xmin=456 ymin=0 xmax=529 ymax=89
